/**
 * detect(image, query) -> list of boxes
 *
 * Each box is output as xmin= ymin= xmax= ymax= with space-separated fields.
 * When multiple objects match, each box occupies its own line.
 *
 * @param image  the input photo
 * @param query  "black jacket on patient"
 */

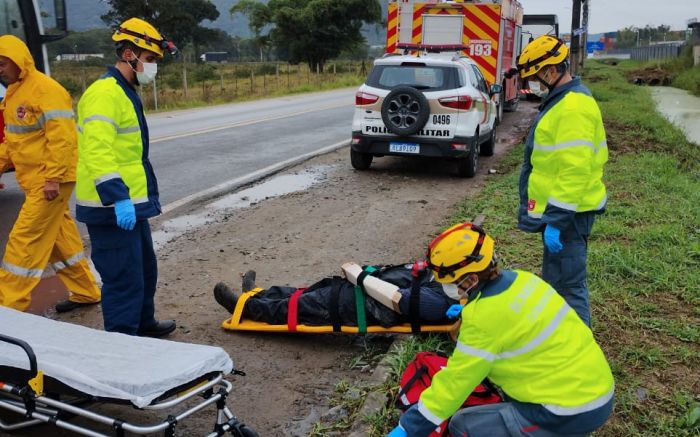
xmin=243 ymin=264 xmax=458 ymax=327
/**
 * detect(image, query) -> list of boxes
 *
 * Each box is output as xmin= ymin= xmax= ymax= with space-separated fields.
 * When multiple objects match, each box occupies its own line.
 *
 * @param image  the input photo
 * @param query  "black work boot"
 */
xmin=214 ymin=282 xmax=238 ymax=313
xmin=138 ymin=320 xmax=177 ymax=338
xmin=241 ymin=270 xmax=257 ymax=293
xmin=54 ymin=299 xmax=99 ymax=313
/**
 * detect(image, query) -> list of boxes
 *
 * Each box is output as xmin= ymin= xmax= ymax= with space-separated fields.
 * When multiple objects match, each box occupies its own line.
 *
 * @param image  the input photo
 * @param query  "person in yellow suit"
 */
xmin=0 ymin=35 xmax=100 ymax=312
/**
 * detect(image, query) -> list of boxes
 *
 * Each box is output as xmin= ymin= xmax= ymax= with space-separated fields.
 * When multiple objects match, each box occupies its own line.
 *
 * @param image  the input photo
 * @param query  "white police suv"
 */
xmin=351 ymin=49 xmax=500 ymax=177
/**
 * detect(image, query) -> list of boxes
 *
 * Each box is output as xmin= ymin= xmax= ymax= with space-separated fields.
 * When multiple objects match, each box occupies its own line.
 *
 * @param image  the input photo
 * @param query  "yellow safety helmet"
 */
xmin=426 ymin=223 xmax=495 ymax=284
xmin=112 ymin=18 xmax=176 ymax=58
xmin=517 ymin=35 xmax=569 ymax=78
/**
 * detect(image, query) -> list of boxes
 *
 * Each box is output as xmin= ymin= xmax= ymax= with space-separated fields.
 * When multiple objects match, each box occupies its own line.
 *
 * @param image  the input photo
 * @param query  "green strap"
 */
xmin=354 ymin=266 xmax=377 ymax=334
xmin=353 ymin=285 xmax=367 ymax=333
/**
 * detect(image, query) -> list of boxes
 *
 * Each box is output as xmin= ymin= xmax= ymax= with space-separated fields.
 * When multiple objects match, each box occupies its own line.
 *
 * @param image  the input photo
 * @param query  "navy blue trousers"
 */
xmin=87 ymin=220 xmax=158 ymax=335
xmin=541 ymin=213 xmax=595 ymax=327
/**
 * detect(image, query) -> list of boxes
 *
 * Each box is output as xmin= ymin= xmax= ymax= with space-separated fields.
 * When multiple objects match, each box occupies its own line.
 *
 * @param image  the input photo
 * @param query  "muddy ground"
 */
xmin=8 ymin=102 xmax=536 ymax=437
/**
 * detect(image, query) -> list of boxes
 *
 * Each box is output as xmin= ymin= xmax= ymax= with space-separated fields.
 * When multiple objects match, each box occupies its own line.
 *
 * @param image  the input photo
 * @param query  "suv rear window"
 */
xmin=366 ymin=65 xmax=459 ymax=91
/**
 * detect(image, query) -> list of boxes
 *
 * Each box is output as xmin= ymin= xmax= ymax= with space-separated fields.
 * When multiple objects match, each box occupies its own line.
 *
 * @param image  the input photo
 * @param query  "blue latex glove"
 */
xmin=387 ymin=425 xmax=407 ymax=437
xmin=446 ymin=304 xmax=464 ymax=319
xmin=114 ymin=199 xmax=136 ymax=231
xmin=544 ymin=224 xmax=563 ymax=254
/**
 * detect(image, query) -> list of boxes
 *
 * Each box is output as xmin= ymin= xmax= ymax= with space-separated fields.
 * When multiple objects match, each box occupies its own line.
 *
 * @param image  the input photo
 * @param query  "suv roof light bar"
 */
xmin=397 ymin=43 xmax=469 ymax=53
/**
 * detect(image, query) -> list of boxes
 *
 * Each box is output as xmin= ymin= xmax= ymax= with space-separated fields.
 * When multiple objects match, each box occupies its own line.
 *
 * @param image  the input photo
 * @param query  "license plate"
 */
xmin=389 ymin=142 xmax=420 ymax=154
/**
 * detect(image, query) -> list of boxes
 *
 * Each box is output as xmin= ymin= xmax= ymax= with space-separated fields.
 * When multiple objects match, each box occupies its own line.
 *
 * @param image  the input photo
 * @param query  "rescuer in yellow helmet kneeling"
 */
xmin=389 ymin=223 xmax=614 ymax=437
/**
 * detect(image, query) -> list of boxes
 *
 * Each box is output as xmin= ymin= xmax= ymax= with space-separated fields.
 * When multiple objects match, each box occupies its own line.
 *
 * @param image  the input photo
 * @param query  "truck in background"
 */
xmin=385 ymin=0 xmax=524 ymax=123
xmin=522 ymin=14 xmax=559 ymax=43
xmin=200 ymin=51 xmax=229 ymax=63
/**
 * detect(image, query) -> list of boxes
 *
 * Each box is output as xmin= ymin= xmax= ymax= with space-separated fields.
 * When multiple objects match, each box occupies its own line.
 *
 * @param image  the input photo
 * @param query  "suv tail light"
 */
xmin=439 ymin=96 xmax=472 ymax=110
xmin=356 ymin=92 xmax=379 ymax=106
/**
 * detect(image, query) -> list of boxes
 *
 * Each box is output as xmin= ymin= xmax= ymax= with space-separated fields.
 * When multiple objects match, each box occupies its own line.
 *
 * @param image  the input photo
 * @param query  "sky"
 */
xmin=520 ymin=0 xmax=697 ymax=34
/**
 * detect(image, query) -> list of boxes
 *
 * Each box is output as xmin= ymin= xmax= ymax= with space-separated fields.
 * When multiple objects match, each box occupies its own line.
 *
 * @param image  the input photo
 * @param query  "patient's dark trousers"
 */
xmin=87 ymin=220 xmax=158 ymax=335
xmin=244 ymin=284 xmax=375 ymax=326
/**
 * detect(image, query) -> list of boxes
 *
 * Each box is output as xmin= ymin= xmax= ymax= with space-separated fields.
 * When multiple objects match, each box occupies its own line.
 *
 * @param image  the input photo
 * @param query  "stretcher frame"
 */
xmin=221 ymin=287 xmax=459 ymax=334
xmin=0 ymin=333 xmax=257 ymax=437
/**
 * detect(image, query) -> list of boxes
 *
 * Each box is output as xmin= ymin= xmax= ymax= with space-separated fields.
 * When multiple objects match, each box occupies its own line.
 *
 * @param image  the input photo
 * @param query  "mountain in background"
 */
xmin=53 ymin=0 xmax=385 ymax=45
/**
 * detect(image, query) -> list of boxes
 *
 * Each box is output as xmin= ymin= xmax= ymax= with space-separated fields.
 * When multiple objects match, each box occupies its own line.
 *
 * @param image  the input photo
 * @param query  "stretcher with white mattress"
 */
xmin=0 ymin=306 xmax=257 ymax=437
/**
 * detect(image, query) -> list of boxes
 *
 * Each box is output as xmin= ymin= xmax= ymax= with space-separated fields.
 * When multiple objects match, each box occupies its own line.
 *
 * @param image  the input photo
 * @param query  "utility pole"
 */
xmin=570 ymin=0 xmax=582 ymax=75
xmin=580 ymin=0 xmax=589 ymax=71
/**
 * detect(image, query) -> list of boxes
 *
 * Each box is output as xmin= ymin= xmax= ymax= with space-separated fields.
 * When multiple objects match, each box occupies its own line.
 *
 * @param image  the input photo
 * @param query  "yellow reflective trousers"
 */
xmin=0 ymin=183 xmax=100 ymax=311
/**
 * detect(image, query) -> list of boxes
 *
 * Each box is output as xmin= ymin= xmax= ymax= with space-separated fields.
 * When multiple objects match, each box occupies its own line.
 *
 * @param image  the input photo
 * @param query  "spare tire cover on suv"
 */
xmin=381 ymin=86 xmax=430 ymax=136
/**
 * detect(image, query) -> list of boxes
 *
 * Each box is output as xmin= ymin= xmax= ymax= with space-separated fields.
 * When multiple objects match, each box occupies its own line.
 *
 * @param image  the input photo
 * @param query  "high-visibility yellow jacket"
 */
xmin=0 ymin=35 xmax=77 ymax=190
xmin=518 ymin=78 xmax=608 ymax=232
xmin=400 ymin=270 xmax=615 ymax=436
xmin=75 ymin=67 xmax=161 ymax=225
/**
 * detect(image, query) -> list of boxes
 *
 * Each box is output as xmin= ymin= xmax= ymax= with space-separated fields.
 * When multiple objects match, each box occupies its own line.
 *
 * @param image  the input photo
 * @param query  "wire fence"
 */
xmin=607 ymin=44 xmax=684 ymax=62
xmin=51 ymin=60 xmax=370 ymax=111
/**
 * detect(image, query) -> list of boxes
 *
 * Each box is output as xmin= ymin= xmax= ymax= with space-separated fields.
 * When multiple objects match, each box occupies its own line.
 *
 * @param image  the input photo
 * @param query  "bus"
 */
xmin=0 ymin=0 xmax=68 ymax=74
xmin=0 ymin=0 xmax=67 ymax=154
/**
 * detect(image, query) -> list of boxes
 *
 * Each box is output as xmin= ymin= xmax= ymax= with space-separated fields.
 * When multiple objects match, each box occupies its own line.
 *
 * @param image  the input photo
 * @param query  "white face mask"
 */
xmin=441 ymin=283 xmax=462 ymax=301
xmin=529 ymin=80 xmax=544 ymax=93
xmin=135 ymin=60 xmax=157 ymax=85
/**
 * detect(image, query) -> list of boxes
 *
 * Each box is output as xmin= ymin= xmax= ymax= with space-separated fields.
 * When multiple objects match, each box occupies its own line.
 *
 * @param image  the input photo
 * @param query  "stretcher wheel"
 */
xmin=232 ymin=424 xmax=258 ymax=437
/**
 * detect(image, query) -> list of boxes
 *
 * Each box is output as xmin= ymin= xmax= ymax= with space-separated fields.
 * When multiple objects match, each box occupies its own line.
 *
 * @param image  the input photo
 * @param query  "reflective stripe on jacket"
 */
xmin=0 ymin=35 xmax=77 ymax=189
xmin=518 ymin=78 xmax=608 ymax=232
xmin=400 ymin=270 xmax=614 ymax=436
xmin=75 ymin=67 xmax=160 ymax=224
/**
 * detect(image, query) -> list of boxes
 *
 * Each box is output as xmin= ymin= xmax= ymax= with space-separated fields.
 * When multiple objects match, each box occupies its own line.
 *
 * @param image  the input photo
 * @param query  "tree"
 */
xmin=615 ymin=26 xmax=638 ymax=49
xmin=230 ymin=0 xmax=382 ymax=72
xmin=615 ymin=24 xmax=674 ymax=49
xmin=230 ymin=0 xmax=271 ymax=61
xmin=101 ymin=0 xmax=220 ymax=55
xmin=47 ymin=29 xmax=114 ymax=59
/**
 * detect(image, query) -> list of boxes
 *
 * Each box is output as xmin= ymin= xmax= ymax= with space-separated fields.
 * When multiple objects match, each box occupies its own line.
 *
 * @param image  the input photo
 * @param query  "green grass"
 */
xmin=669 ymin=46 xmax=700 ymax=96
xmin=673 ymin=66 xmax=700 ymax=97
xmin=609 ymin=46 xmax=700 ymax=97
xmin=356 ymin=60 xmax=700 ymax=437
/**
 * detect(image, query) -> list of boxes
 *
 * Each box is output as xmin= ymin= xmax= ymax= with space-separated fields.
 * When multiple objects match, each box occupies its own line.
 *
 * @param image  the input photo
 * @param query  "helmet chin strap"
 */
xmin=118 ymin=50 xmax=142 ymax=85
xmin=536 ymin=67 xmax=565 ymax=92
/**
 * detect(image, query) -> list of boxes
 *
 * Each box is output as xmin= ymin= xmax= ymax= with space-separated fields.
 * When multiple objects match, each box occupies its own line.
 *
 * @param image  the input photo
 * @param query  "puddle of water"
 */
xmin=26 ymin=276 xmax=69 ymax=317
xmin=651 ymin=87 xmax=700 ymax=145
xmin=152 ymin=165 xmax=333 ymax=249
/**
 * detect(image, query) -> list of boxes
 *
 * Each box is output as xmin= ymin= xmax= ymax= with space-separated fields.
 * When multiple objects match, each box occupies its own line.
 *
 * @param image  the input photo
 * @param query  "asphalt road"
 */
xmin=0 ymin=87 xmax=355 ymax=257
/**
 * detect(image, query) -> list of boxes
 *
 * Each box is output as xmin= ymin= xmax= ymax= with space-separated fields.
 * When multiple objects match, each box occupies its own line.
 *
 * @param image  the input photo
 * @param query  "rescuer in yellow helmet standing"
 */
xmin=515 ymin=35 xmax=608 ymax=327
xmin=389 ymin=223 xmax=615 ymax=437
xmin=75 ymin=18 xmax=178 ymax=337
xmin=0 ymin=35 xmax=101 ymax=312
